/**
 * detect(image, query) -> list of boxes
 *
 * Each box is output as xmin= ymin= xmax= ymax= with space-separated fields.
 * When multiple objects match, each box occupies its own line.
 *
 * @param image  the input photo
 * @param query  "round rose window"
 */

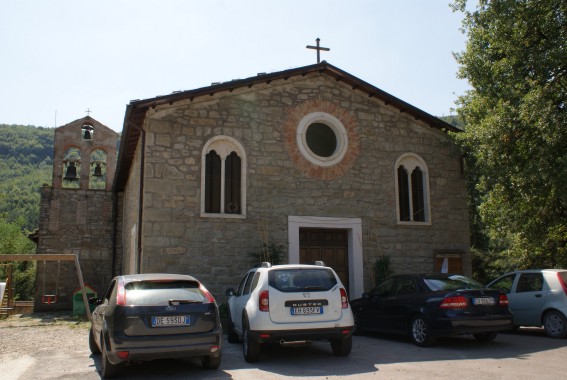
xmin=297 ymin=112 xmax=348 ymax=167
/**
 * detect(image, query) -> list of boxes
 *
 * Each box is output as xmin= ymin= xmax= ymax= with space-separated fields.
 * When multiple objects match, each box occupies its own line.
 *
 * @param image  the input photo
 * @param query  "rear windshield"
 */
xmin=424 ymin=275 xmax=483 ymax=291
xmin=269 ymin=268 xmax=337 ymax=292
xmin=124 ymin=280 xmax=205 ymax=306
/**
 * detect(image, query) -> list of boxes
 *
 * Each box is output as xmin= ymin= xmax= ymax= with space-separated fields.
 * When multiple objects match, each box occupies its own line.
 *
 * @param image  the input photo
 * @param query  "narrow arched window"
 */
xmin=397 ymin=165 xmax=410 ymax=221
xmin=201 ymin=136 xmax=247 ymax=218
xmin=411 ymin=167 xmax=425 ymax=222
xmin=205 ymin=150 xmax=221 ymax=213
xmin=395 ymin=154 xmax=430 ymax=223
xmin=225 ymin=152 xmax=241 ymax=214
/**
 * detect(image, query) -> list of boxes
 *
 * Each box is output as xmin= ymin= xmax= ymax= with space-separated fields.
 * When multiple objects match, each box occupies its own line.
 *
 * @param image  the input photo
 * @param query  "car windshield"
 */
xmin=124 ymin=280 xmax=205 ymax=306
xmin=424 ymin=275 xmax=483 ymax=291
xmin=269 ymin=268 xmax=337 ymax=292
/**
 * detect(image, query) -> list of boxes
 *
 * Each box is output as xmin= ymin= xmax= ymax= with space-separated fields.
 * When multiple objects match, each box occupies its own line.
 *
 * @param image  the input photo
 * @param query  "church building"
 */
xmin=35 ymin=61 xmax=470 ymax=310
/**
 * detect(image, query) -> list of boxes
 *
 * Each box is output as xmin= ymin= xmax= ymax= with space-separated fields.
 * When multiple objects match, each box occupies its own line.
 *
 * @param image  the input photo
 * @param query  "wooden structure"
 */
xmin=0 ymin=254 xmax=92 ymax=321
xmin=0 ymin=264 xmax=13 ymax=317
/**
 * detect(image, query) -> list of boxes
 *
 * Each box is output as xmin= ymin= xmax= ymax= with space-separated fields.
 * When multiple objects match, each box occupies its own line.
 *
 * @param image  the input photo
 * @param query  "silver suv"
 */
xmin=225 ymin=262 xmax=354 ymax=362
xmin=487 ymin=269 xmax=567 ymax=338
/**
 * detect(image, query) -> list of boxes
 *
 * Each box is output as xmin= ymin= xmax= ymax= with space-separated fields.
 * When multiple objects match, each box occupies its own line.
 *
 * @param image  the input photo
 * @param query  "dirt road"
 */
xmin=1 ymin=312 xmax=567 ymax=379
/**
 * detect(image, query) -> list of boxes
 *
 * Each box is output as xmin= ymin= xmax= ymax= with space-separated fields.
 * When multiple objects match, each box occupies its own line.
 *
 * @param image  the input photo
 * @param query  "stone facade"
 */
xmin=117 ymin=63 xmax=470 ymax=302
xmin=35 ymin=117 xmax=119 ymax=311
xmin=35 ymin=63 xmax=470 ymax=311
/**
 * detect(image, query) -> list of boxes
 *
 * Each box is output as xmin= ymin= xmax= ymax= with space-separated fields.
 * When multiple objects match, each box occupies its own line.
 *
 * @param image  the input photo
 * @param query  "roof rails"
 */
xmin=261 ymin=262 xmax=272 ymax=268
xmin=315 ymin=261 xmax=326 ymax=267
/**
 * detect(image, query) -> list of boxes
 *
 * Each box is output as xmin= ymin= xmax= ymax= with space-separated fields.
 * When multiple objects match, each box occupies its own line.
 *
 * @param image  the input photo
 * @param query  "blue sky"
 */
xmin=1 ymin=1 xmax=470 ymax=132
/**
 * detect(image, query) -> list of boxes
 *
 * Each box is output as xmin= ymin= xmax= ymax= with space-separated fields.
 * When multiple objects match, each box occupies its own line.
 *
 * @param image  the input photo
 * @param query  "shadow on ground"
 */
xmin=88 ymin=327 xmax=566 ymax=379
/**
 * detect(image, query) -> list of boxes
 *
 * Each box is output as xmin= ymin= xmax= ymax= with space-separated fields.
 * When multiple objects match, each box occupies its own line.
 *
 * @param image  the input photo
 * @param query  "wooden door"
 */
xmin=299 ymin=228 xmax=349 ymax=292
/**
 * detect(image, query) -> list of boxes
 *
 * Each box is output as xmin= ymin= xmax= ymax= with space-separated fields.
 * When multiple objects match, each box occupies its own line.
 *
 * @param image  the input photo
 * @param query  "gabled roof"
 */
xmin=114 ymin=61 xmax=459 ymax=192
xmin=57 ymin=115 xmax=115 ymax=134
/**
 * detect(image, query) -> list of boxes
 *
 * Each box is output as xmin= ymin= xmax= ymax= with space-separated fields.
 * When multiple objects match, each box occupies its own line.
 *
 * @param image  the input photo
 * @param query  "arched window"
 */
xmin=224 ymin=152 xmax=241 ymax=214
xmin=201 ymin=136 xmax=246 ymax=217
xmin=89 ymin=149 xmax=107 ymax=190
xmin=411 ymin=167 xmax=425 ymax=222
xmin=81 ymin=123 xmax=94 ymax=140
xmin=397 ymin=165 xmax=410 ymax=221
xmin=62 ymin=147 xmax=81 ymax=189
xmin=204 ymin=150 xmax=221 ymax=213
xmin=395 ymin=154 xmax=430 ymax=223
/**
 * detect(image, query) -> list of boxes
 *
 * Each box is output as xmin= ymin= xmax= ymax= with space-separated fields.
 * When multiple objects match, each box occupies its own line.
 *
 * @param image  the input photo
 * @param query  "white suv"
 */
xmin=225 ymin=262 xmax=354 ymax=362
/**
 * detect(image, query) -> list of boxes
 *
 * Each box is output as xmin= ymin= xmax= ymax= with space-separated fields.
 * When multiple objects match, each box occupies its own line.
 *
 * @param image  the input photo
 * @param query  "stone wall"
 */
xmin=121 ymin=73 xmax=469 ymax=301
xmin=34 ymin=187 xmax=116 ymax=311
xmin=119 ymin=137 xmax=143 ymax=275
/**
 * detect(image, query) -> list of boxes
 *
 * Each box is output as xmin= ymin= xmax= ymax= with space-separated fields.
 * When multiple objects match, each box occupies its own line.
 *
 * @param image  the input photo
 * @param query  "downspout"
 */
xmin=132 ymin=124 xmax=146 ymax=274
xmin=111 ymin=190 xmax=118 ymax=277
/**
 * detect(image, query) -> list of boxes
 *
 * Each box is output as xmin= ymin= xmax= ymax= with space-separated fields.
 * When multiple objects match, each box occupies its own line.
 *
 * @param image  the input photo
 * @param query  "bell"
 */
xmin=83 ymin=129 xmax=92 ymax=140
xmin=93 ymin=163 xmax=103 ymax=177
xmin=64 ymin=162 xmax=78 ymax=181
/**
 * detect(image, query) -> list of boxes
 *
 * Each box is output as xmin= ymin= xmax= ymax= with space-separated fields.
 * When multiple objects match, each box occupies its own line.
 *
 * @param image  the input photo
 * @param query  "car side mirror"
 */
xmin=225 ymin=288 xmax=235 ymax=296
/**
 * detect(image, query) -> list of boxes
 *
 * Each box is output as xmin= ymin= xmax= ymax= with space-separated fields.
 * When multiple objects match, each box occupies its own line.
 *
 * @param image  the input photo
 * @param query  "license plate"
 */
xmin=151 ymin=315 xmax=190 ymax=327
xmin=291 ymin=306 xmax=323 ymax=315
xmin=473 ymin=297 xmax=495 ymax=306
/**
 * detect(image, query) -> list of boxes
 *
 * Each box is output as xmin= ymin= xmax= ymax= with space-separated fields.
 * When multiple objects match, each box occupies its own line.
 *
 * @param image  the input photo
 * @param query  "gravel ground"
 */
xmin=2 ymin=312 xmax=567 ymax=380
xmin=0 ymin=312 xmax=89 ymax=363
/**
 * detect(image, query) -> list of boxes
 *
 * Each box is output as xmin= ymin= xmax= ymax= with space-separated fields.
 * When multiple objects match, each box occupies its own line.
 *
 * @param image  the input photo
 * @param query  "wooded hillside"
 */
xmin=0 ymin=124 xmax=54 ymax=231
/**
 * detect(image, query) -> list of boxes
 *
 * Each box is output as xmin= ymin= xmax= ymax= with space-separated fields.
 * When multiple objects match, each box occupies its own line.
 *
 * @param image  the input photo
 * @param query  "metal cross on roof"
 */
xmin=85 ymin=108 xmax=91 ymax=116
xmin=306 ymin=38 xmax=330 ymax=63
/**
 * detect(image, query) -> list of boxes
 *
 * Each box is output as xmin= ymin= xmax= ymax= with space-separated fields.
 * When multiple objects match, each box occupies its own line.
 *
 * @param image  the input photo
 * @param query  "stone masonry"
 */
xmin=118 ymin=66 xmax=470 ymax=303
xmin=35 ymin=117 xmax=119 ymax=312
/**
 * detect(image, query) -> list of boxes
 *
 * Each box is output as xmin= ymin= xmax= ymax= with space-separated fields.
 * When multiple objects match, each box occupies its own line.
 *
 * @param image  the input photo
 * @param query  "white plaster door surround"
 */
xmin=288 ymin=215 xmax=364 ymax=298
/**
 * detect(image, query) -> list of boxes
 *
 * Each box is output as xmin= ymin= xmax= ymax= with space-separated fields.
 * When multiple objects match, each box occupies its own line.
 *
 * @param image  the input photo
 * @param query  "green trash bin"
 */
xmin=73 ymin=284 xmax=97 ymax=316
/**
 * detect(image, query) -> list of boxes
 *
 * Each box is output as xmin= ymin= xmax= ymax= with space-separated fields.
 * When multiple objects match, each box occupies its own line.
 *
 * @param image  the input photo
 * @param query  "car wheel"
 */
xmin=410 ymin=315 xmax=436 ymax=347
xmin=330 ymin=335 xmax=352 ymax=356
xmin=89 ymin=327 xmax=101 ymax=354
xmin=242 ymin=319 xmax=261 ymax=362
xmin=201 ymin=355 xmax=221 ymax=369
xmin=473 ymin=332 xmax=498 ymax=343
xmin=227 ymin=307 xmax=239 ymax=344
xmin=543 ymin=310 xmax=567 ymax=339
xmin=101 ymin=335 xmax=121 ymax=378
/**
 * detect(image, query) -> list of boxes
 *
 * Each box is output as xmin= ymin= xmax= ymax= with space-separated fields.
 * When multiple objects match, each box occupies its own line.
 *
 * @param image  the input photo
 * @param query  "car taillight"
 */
xmin=116 ymin=277 xmax=126 ymax=306
xmin=199 ymin=284 xmax=216 ymax=304
xmin=499 ymin=293 xmax=509 ymax=306
xmin=440 ymin=296 xmax=468 ymax=309
xmin=557 ymin=273 xmax=567 ymax=296
xmin=259 ymin=290 xmax=269 ymax=312
xmin=340 ymin=288 xmax=349 ymax=309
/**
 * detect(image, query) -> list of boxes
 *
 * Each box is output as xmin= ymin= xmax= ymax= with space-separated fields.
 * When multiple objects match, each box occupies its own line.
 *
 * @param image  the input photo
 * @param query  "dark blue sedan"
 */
xmin=350 ymin=274 xmax=513 ymax=346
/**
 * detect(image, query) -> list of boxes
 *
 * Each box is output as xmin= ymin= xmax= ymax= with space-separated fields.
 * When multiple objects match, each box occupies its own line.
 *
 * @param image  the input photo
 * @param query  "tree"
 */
xmin=0 ymin=216 xmax=37 ymax=300
xmin=0 ymin=124 xmax=54 ymax=231
xmin=452 ymin=0 xmax=567 ymax=268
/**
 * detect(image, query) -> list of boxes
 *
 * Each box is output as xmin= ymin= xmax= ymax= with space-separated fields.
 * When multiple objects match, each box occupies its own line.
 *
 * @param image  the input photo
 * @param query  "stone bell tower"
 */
xmin=34 ymin=115 xmax=120 ymax=312
xmin=52 ymin=115 xmax=118 ymax=191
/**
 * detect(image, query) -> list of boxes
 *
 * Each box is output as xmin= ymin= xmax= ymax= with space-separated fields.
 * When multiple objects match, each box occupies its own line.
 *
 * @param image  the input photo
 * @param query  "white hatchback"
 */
xmin=225 ymin=262 xmax=354 ymax=362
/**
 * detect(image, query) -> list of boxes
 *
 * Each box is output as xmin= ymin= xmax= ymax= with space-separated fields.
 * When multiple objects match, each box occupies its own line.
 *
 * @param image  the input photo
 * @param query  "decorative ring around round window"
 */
xmin=296 ymin=112 xmax=348 ymax=167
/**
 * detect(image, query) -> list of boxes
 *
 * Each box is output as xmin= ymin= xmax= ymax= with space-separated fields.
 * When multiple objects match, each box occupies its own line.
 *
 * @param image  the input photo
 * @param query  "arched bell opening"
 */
xmin=62 ymin=148 xmax=81 ymax=189
xmin=89 ymin=149 xmax=108 ymax=190
xmin=81 ymin=123 xmax=94 ymax=141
